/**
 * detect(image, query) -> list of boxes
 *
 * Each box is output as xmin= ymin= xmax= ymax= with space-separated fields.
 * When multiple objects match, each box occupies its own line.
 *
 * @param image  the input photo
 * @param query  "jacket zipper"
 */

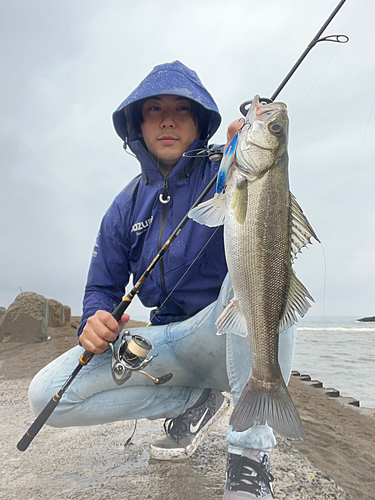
xmin=157 ymin=178 xmax=170 ymax=300
xmin=157 ymin=178 xmax=186 ymax=318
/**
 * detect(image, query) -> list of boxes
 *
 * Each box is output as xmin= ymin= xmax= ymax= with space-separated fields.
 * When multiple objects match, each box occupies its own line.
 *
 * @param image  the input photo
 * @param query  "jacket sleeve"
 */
xmin=77 ymin=197 xmax=131 ymax=339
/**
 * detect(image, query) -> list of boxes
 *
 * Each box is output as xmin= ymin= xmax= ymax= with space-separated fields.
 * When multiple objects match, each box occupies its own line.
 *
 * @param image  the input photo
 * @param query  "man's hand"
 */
xmin=80 ymin=310 xmax=130 ymax=354
xmin=223 ymin=118 xmax=244 ymax=155
xmin=226 ymin=118 xmax=244 ymax=144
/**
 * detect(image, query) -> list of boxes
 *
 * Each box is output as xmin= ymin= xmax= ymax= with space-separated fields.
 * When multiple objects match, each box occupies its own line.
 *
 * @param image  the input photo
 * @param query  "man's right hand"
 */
xmin=79 ymin=310 xmax=130 ymax=354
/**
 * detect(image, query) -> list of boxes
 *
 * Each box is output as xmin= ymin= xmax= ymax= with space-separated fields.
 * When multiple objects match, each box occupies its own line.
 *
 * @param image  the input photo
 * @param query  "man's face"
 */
xmin=140 ymin=95 xmax=200 ymax=175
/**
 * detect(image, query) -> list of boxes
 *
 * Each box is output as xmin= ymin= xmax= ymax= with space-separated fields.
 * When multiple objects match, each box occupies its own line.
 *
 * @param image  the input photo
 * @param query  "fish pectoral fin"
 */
xmin=278 ymin=270 xmax=314 ymax=332
xmin=188 ymin=193 xmax=226 ymax=227
xmin=215 ymin=298 xmax=247 ymax=337
xmin=290 ymin=192 xmax=320 ymax=262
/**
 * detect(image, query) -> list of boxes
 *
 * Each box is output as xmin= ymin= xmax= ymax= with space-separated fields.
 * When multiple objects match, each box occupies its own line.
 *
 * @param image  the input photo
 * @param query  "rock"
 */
xmin=0 ymin=292 xmax=49 ymax=343
xmin=48 ymin=299 xmax=65 ymax=327
xmin=0 ymin=306 xmax=6 ymax=327
xmin=325 ymin=388 xmax=340 ymax=397
xmin=63 ymin=305 xmax=71 ymax=323
xmin=307 ymin=380 xmax=323 ymax=388
xmin=356 ymin=316 xmax=375 ymax=322
xmin=0 ymin=293 xmax=72 ymax=344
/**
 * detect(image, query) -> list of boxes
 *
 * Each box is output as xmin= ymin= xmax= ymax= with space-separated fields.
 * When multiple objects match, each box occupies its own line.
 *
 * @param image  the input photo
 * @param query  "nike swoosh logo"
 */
xmin=190 ymin=408 xmax=209 ymax=434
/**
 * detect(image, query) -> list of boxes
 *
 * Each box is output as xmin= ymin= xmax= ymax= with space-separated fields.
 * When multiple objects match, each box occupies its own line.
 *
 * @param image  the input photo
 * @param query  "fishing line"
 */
xmin=150 ymin=226 xmax=220 ymax=323
xmin=292 ymin=0 xmax=371 ymax=120
xmin=319 ymin=241 xmax=328 ymax=328
xmin=291 ymin=44 xmax=344 ymax=120
xmin=346 ymin=92 xmax=375 ymax=210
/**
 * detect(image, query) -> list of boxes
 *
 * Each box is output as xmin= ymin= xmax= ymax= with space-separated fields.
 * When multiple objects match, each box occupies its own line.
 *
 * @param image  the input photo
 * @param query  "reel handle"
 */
xmin=155 ymin=373 xmax=173 ymax=385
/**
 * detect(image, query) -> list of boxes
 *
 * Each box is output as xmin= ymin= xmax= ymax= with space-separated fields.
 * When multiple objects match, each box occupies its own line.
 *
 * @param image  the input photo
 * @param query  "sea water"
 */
xmin=136 ymin=308 xmax=375 ymax=408
xmin=293 ymin=316 xmax=375 ymax=408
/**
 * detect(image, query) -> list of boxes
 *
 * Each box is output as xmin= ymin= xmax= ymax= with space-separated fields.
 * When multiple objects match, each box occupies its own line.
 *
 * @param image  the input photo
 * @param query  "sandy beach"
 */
xmin=1 ymin=318 xmax=374 ymax=499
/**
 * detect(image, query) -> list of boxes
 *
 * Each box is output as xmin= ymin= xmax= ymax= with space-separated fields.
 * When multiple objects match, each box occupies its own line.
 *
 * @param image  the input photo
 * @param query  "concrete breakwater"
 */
xmin=291 ymin=370 xmax=375 ymax=419
xmin=0 ymin=291 xmax=71 ymax=343
xmin=1 ymin=296 xmax=374 ymax=498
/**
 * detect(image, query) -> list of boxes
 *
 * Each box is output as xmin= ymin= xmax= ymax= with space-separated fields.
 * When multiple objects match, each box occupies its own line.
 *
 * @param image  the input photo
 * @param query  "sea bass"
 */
xmin=189 ymin=95 xmax=319 ymax=440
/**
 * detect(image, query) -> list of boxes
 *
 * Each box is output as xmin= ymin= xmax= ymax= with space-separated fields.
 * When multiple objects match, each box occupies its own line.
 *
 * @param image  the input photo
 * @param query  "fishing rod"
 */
xmin=240 ymin=0 xmax=349 ymax=115
xmin=17 ymin=0 xmax=349 ymax=453
xmin=16 ymin=173 xmax=217 ymax=452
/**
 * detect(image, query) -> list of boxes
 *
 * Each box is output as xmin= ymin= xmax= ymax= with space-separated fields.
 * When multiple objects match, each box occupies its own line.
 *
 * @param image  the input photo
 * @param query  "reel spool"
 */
xmin=110 ymin=331 xmax=172 ymax=386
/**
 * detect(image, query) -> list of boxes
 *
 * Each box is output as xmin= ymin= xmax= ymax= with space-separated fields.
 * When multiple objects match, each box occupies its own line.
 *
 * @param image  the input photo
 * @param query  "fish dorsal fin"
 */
xmin=278 ymin=269 xmax=314 ymax=332
xmin=215 ymin=298 xmax=247 ymax=337
xmin=188 ymin=193 xmax=226 ymax=227
xmin=290 ymin=193 xmax=320 ymax=262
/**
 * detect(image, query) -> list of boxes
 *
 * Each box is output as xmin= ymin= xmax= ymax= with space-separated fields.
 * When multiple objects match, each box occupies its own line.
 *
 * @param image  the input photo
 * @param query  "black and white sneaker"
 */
xmin=149 ymin=389 xmax=230 ymax=460
xmin=223 ymin=449 xmax=274 ymax=499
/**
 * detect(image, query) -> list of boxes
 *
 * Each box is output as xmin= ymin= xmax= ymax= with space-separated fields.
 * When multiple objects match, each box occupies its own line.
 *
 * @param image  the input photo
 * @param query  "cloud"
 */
xmin=0 ymin=0 xmax=374 ymax=319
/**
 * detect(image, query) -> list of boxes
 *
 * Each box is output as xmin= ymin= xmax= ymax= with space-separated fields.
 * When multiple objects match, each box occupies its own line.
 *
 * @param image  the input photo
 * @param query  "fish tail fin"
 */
xmin=230 ymin=375 xmax=305 ymax=441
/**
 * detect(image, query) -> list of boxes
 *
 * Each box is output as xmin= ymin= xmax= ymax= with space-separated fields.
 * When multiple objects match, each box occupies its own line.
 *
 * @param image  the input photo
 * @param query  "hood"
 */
xmin=112 ymin=60 xmax=221 ymax=147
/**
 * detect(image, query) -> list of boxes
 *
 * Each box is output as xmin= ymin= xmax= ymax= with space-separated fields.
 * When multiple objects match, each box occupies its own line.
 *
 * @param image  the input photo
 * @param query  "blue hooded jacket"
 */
xmin=78 ymin=61 xmax=227 ymax=336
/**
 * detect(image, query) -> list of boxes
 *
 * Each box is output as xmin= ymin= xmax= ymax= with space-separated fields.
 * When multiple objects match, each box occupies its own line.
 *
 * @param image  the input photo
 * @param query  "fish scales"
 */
xmin=189 ymin=95 xmax=319 ymax=440
xmin=225 ymin=166 xmax=291 ymax=384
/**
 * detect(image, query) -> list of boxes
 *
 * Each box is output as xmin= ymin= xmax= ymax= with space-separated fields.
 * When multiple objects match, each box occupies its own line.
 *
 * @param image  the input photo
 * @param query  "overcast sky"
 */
xmin=1 ymin=0 xmax=374 ymax=321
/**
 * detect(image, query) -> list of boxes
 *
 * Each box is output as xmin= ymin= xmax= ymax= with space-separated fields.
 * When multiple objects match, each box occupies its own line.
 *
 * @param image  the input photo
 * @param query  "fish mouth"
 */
xmin=235 ymin=95 xmax=287 ymax=176
xmin=249 ymin=95 xmax=287 ymax=117
xmin=256 ymin=102 xmax=287 ymax=116
xmin=243 ymin=140 xmax=274 ymax=152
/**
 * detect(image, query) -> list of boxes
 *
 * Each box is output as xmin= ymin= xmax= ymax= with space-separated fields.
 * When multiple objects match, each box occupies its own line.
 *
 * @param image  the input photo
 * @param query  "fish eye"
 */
xmin=269 ymin=122 xmax=283 ymax=135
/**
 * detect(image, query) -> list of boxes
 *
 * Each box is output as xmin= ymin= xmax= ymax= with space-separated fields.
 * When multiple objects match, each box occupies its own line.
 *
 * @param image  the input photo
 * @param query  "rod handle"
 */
xmin=77 ymin=298 xmax=132 ymax=370
xmin=112 ymin=297 xmax=132 ymax=322
xmin=78 ymin=299 xmax=131 ymax=366
xmin=79 ymin=350 xmax=94 ymax=365
xmin=17 ymin=393 xmax=61 ymax=452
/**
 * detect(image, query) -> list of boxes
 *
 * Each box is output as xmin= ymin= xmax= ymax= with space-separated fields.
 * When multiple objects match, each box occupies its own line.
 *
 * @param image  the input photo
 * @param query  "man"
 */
xmin=29 ymin=61 xmax=296 ymax=499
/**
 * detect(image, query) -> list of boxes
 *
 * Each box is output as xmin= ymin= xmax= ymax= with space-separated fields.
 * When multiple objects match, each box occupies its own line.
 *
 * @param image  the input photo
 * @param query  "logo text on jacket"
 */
xmin=131 ymin=216 xmax=153 ymax=236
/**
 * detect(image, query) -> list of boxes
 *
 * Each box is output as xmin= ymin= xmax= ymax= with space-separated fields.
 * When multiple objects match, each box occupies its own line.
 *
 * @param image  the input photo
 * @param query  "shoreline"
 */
xmin=288 ymin=374 xmax=375 ymax=499
xmin=291 ymin=370 xmax=375 ymax=418
xmin=1 ymin=319 xmax=374 ymax=499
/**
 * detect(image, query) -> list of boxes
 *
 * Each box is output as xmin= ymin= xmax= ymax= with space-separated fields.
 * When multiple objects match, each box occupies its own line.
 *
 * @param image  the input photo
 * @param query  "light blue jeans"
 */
xmin=29 ymin=275 xmax=296 ymax=454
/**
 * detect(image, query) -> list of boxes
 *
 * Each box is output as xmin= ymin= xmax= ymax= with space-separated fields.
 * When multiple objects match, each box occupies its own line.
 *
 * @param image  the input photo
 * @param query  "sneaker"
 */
xmin=222 ymin=449 xmax=274 ymax=499
xmin=149 ymin=389 xmax=230 ymax=460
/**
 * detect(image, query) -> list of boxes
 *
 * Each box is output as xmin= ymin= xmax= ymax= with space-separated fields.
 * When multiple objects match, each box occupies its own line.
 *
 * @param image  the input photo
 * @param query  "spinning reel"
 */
xmin=109 ymin=331 xmax=173 ymax=386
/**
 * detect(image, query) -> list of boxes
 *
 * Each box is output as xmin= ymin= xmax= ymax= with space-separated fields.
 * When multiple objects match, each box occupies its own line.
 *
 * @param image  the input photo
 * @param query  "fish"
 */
xmin=189 ymin=95 xmax=319 ymax=440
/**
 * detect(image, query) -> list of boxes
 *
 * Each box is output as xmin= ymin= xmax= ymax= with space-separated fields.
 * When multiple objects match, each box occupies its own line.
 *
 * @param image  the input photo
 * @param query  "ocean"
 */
xmin=136 ymin=309 xmax=375 ymax=408
xmin=293 ymin=316 xmax=375 ymax=408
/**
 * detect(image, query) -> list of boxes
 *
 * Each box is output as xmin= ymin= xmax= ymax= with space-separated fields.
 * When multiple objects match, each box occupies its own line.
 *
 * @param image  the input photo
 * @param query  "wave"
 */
xmin=297 ymin=326 xmax=375 ymax=332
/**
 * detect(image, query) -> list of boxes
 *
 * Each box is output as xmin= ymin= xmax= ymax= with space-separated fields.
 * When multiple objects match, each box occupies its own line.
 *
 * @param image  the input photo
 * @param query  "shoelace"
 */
xmin=227 ymin=455 xmax=275 ymax=498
